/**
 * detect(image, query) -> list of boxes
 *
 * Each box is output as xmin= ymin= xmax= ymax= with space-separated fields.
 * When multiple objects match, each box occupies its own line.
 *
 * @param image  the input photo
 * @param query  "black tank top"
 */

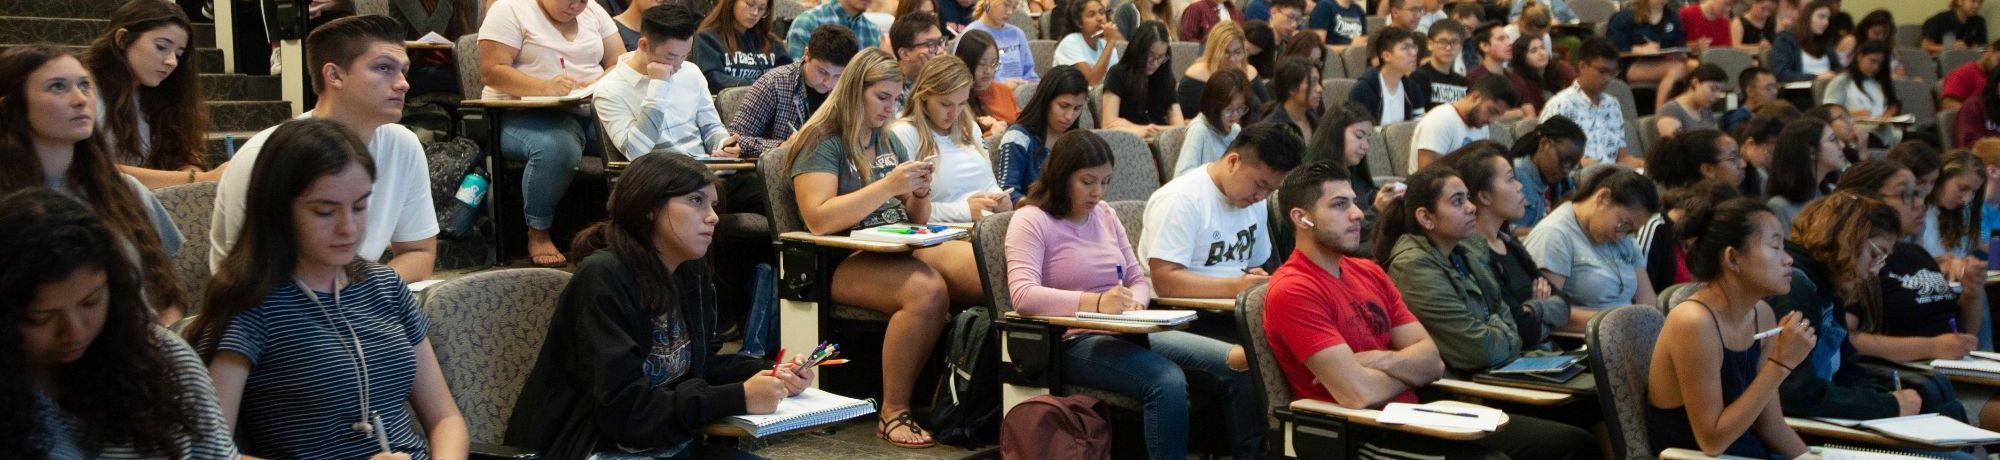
xmin=1646 ymin=299 xmax=1771 ymax=458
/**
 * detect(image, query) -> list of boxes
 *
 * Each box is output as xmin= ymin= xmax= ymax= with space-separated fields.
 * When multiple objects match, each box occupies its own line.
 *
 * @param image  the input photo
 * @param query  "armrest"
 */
xmin=1152 ymin=297 xmax=1236 ymax=311
xmin=468 ymin=441 xmax=539 ymax=459
xmin=1288 ymin=399 xmax=1503 ymax=441
xmin=460 ymin=98 xmax=587 ymax=109
xmin=779 ymin=231 xmax=918 ymax=253
xmin=1432 ymin=378 xmax=1577 ymax=406
xmin=1785 ymin=417 xmax=1944 ymax=450
xmin=1002 ymin=312 xmax=1181 ymax=334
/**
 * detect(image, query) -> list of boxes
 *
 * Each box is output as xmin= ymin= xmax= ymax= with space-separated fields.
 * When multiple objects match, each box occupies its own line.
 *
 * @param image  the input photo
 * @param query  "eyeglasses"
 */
xmin=977 ymin=58 xmax=1000 ymax=69
xmin=908 ymin=38 xmax=947 ymax=51
xmin=1224 ymin=106 xmax=1249 ymax=118
xmin=741 ymin=1 xmax=769 ymax=16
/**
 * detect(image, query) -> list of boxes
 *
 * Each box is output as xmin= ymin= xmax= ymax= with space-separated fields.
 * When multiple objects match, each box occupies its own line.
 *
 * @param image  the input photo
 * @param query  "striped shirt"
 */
xmin=595 ymin=52 xmax=732 ymax=160
xmin=782 ymin=2 xmax=881 ymax=60
xmin=33 ymin=327 xmax=239 ymax=459
xmin=209 ymin=263 xmax=433 ymax=460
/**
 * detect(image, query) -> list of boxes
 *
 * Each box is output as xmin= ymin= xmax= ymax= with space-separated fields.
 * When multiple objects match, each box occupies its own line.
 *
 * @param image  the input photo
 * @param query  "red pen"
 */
xmin=769 ymin=348 xmax=785 ymax=376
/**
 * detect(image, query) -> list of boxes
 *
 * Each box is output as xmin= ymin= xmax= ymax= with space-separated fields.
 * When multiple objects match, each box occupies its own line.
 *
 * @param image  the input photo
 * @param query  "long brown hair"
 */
xmin=1789 ymin=191 xmax=1899 ymax=329
xmin=85 ymin=0 xmax=207 ymax=171
xmin=781 ymin=48 xmax=903 ymax=182
xmin=0 ymin=45 xmax=185 ymax=319
xmin=697 ymin=0 xmax=782 ymax=55
xmin=0 ymin=189 xmax=205 ymax=459
xmin=185 ymin=119 xmax=375 ymax=360
xmin=571 ymin=153 xmax=719 ymax=318
xmin=1935 ymin=151 xmax=1984 ymax=254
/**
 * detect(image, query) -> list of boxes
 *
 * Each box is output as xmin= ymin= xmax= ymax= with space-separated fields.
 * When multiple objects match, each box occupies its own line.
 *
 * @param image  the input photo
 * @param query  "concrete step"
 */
xmin=200 ymin=73 xmax=279 ymax=100
xmin=0 ymin=44 xmax=226 ymax=73
xmin=208 ymin=100 xmax=291 ymax=133
xmin=0 ymin=16 xmax=215 ymax=47
xmin=0 ymin=0 xmax=204 ymax=20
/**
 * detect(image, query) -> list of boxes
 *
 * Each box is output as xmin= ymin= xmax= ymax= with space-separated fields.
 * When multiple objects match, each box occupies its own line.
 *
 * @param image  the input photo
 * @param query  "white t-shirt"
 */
xmin=477 ymin=0 xmax=618 ymax=99
xmin=210 ymin=114 xmax=440 ymax=270
xmin=1053 ymin=33 xmax=1122 ymax=69
xmin=1408 ymin=103 xmax=1489 ymax=171
xmin=1380 ymin=78 xmax=1408 ymax=125
xmin=887 ymin=120 xmax=1000 ymax=223
xmin=1138 ymin=170 xmax=1270 ymax=281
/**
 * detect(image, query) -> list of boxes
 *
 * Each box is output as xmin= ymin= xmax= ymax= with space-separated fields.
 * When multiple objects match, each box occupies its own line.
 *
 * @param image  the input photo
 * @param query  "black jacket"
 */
xmin=504 ymin=252 xmax=769 ymax=459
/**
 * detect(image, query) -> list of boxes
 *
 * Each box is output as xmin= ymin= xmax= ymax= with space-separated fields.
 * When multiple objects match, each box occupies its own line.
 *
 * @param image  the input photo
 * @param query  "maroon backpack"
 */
xmin=1000 ymin=394 xmax=1111 ymax=460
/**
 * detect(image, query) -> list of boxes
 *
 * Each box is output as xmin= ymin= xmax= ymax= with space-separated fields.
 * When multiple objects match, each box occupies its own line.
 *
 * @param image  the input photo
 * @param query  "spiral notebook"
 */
xmin=721 ymin=388 xmax=876 ymax=438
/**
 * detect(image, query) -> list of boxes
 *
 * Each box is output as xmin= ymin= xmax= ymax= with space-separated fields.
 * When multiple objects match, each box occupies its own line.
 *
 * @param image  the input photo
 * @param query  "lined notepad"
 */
xmin=721 ymin=388 xmax=876 ymax=438
xmin=1075 ymin=310 xmax=1199 ymax=325
xmin=1374 ymin=402 xmax=1504 ymax=431
xmin=1817 ymin=413 xmax=2000 ymax=446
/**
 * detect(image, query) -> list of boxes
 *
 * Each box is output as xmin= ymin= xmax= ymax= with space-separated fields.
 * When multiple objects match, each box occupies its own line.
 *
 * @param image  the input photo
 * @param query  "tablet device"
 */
xmin=1490 ymin=355 xmax=1583 ymax=375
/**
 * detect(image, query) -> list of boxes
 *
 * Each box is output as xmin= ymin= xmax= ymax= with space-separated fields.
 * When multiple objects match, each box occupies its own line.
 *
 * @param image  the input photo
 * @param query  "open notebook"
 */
xmin=1814 ymin=413 xmax=2000 ymax=446
xmin=720 ymin=388 xmax=876 ymax=438
xmin=1815 ymin=445 xmax=1953 ymax=459
xmin=1075 ymin=310 xmax=1198 ymax=325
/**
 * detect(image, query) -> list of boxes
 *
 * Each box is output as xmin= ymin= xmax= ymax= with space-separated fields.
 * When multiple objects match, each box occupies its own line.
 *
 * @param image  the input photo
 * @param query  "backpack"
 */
xmin=928 ymin=307 xmax=1001 ymax=447
xmin=423 ymin=136 xmax=487 ymax=239
xmin=999 ymin=394 xmax=1110 ymax=460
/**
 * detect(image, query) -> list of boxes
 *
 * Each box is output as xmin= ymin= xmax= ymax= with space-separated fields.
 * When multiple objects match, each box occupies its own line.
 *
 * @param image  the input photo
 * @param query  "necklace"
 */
xmin=295 ymin=271 xmax=395 ymax=453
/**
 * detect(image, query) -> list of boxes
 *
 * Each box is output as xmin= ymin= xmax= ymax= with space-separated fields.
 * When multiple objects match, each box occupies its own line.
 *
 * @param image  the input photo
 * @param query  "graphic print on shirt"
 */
xmin=1889 ymin=268 xmax=1956 ymax=305
xmin=1340 ymin=298 xmax=1393 ymax=350
xmin=724 ymin=51 xmax=779 ymax=80
xmin=1204 ymin=224 xmax=1261 ymax=266
xmin=1429 ymin=82 xmax=1467 ymax=106
xmin=1333 ymin=15 xmax=1363 ymax=41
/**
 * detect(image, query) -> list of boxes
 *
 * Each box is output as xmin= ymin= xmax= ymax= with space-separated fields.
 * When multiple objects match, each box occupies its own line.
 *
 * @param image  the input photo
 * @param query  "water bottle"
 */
xmin=453 ymin=172 xmax=488 ymax=207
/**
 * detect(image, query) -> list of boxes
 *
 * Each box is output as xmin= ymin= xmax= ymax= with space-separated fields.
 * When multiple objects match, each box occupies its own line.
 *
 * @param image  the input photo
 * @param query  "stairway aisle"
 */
xmin=0 ymin=0 xmax=293 ymax=165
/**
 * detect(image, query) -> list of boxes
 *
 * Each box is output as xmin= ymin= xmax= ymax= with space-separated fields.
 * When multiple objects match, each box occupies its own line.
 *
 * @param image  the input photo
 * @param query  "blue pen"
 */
xmin=927 ymin=225 xmax=949 ymax=232
xmin=1114 ymin=264 xmax=1125 ymax=287
xmin=1952 ymin=318 xmax=1961 ymax=334
xmin=223 ymin=135 xmax=236 ymax=160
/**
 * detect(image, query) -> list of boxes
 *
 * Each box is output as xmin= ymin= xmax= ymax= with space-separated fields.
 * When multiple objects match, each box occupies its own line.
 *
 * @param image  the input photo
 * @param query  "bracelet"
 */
xmin=187 ymin=169 xmax=197 ymax=184
xmin=1768 ymin=358 xmax=1795 ymax=372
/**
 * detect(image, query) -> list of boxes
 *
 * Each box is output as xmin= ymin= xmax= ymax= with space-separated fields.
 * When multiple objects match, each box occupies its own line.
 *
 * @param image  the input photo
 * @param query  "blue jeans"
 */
xmin=1149 ymin=330 xmax=1263 ymax=460
xmin=738 ymin=263 xmax=779 ymax=357
xmin=1060 ymin=331 xmax=1263 ymax=460
xmin=498 ymin=109 xmax=594 ymax=230
xmin=1060 ymin=334 xmax=1190 ymax=460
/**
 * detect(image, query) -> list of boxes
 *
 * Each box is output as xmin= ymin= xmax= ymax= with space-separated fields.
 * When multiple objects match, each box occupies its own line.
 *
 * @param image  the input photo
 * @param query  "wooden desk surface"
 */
xmin=778 ymin=232 xmax=920 ymax=253
xmin=460 ymin=98 xmax=588 ymax=109
xmin=405 ymin=41 xmax=452 ymax=50
xmin=1658 ymin=447 xmax=1761 ymax=459
xmin=1153 ymin=297 xmax=1235 ymax=311
xmin=1289 ymin=399 xmax=1506 ymax=441
xmin=1432 ymin=378 xmax=1577 ymax=406
xmin=1003 ymin=312 xmax=1182 ymax=334
xmin=699 ymin=418 xmax=852 ymax=438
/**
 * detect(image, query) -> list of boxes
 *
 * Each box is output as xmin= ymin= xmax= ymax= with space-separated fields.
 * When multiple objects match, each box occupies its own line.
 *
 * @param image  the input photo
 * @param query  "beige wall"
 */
xmin=1840 ymin=0 xmax=1997 ymax=47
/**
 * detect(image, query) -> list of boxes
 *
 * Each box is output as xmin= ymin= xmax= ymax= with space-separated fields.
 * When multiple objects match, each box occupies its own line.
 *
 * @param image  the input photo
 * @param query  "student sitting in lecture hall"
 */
xmin=213 ymin=16 xmax=440 ymax=284
xmin=188 ymin=119 xmax=470 ymax=460
xmin=1349 ymin=27 xmax=1426 ymax=126
xmin=954 ymin=30 xmax=1018 ymax=137
xmin=1408 ymin=74 xmax=1515 ymax=171
xmin=997 ymin=66 xmax=1090 ymax=200
xmin=728 ymin=25 xmax=861 ymax=160
xmin=1444 ymin=142 xmax=1568 ymax=350
xmin=1262 ymin=162 xmax=1593 ymax=460
xmin=888 ymin=57 xmax=1014 ymax=223
xmin=85 ymin=0 xmax=221 ymax=189
xmin=1173 ymin=68 xmax=1251 ymax=178
xmin=595 ymin=4 xmax=741 ymax=161
xmin=1177 ymin=21 xmax=1260 ymax=122
xmin=782 ymin=48 xmax=982 ymax=448
xmin=0 ymin=188 xmax=237 ymax=459
xmin=506 ymin=154 xmax=812 ymax=459
xmin=1647 ymin=197 xmax=1815 ymax=458
xmin=1099 ymin=21 xmax=1183 ymax=139
xmin=1524 ymin=168 xmax=1660 ymax=332
xmin=0 ymin=44 xmax=187 ymax=324
xmin=692 ymin=0 xmax=793 ymax=93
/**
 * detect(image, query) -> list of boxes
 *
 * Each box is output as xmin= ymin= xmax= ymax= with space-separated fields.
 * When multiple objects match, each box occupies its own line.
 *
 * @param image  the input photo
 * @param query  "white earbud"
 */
xmin=1302 ymin=217 xmax=1316 ymax=228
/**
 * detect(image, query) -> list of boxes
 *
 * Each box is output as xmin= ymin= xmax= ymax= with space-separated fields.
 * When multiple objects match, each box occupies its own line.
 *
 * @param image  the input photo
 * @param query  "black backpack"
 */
xmin=423 ymin=136 xmax=486 ymax=239
xmin=929 ymin=307 xmax=1001 ymax=447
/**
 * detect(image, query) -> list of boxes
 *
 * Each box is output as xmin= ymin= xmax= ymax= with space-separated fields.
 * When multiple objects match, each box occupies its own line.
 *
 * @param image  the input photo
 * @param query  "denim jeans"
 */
xmin=738 ymin=263 xmax=779 ymax=357
xmin=1060 ymin=331 xmax=1264 ymax=459
xmin=1060 ymin=334 xmax=1191 ymax=460
xmin=1148 ymin=330 xmax=1264 ymax=460
xmin=498 ymin=109 xmax=594 ymax=230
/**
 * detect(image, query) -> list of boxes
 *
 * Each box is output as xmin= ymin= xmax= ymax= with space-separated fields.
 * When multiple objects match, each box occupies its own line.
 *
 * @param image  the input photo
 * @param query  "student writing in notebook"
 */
xmin=1647 ymin=197 xmax=1814 ymax=458
xmin=505 ymin=153 xmax=812 ymax=459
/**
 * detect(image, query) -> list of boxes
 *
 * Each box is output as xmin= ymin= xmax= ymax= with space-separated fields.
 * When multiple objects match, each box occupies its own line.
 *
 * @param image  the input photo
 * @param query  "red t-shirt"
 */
xmin=1678 ymin=4 xmax=1734 ymax=47
xmin=1944 ymin=63 xmax=1988 ymax=103
xmin=1263 ymin=250 xmax=1422 ymax=406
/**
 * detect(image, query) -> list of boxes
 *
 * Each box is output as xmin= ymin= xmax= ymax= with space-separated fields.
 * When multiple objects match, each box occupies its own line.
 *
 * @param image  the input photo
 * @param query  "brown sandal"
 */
xmin=876 ymin=411 xmax=936 ymax=449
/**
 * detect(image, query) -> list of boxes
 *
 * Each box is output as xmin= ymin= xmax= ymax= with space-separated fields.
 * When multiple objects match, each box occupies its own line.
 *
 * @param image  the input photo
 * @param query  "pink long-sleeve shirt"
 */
xmin=1004 ymin=202 xmax=1152 ymax=329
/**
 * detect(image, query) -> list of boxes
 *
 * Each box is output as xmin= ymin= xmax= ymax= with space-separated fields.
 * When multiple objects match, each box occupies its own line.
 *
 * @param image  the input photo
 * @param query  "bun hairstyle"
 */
xmin=1370 ymin=166 xmax=1461 ymax=261
xmin=1570 ymin=167 xmax=1661 ymax=214
xmin=1682 ymin=197 xmax=1772 ymax=282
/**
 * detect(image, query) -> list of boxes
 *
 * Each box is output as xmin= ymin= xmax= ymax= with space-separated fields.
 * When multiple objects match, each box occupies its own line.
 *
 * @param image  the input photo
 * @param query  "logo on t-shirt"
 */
xmin=1203 ymin=224 xmax=1260 ymax=266
xmin=1341 ymin=299 xmax=1393 ymax=348
xmin=1889 ymin=268 xmax=1954 ymax=305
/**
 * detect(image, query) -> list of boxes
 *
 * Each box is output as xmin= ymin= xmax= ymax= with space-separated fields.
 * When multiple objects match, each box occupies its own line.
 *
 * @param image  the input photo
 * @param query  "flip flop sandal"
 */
xmin=876 ymin=411 xmax=936 ymax=449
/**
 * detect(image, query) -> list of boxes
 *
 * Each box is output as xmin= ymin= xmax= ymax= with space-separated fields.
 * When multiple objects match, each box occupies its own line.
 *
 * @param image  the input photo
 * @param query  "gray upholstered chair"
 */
xmin=1892 ymin=79 xmax=1938 ymax=126
xmin=1012 ymin=81 xmax=1039 ymax=110
xmin=1636 ymin=115 xmax=1661 ymax=159
xmin=1570 ymin=0 xmax=1616 ymax=23
xmin=715 ymin=86 xmax=751 ymax=125
xmin=1655 ymin=282 xmax=1704 ymax=311
xmin=1897 ymin=50 xmax=1941 ymax=86
xmin=1091 ymin=130 xmax=1163 ymax=199
xmin=1342 ymin=45 xmax=1371 ymax=78
xmin=1109 ymin=200 xmax=1145 ymax=248
xmin=970 ymin=211 xmax=1145 ymax=415
xmin=1940 ymin=108 xmax=1960 ymax=150
xmin=1941 ymin=49 xmax=1982 ymax=77
xmin=1029 ymin=39 xmax=1058 ymax=75
xmin=1321 ymin=50 xmax=1347 ymax=79
xmin=1587 ymin=302 xmax=1667 ymax=460
xmin=1892 ymin=24 xmax=1923 ymax=49
xmin=154 ymin=182 xmax=217 ymax=303
xmin=1605 ymin=79 xmax=1641 ymax=124
xmin=1381 ymin=120 xmax=1420 ymax=177
xmin=1171 ymin=42 xmax=1201 ymax=81
xmin=1700 ymin=49 xmax=1756 ymax=89
xmin=422 ymin=267 xmax=571 ymax=452
xmin=1323 ymin=78 xmax=1357 ymax=113
xmin=1364 ymin=128 xmax=1396 ymax=180
xmin=454 ymin=34 xmax=483 ymax=101
xmin=1152 ymin=126 xmax=1189 ymax=180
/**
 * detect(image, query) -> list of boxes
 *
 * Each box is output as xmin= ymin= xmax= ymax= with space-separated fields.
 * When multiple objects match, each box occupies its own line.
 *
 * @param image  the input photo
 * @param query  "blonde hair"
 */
xmin=1973 ymin=138 xmax=2000 ymax=166
xmin=1198 ymin=21 xmax=1247 ymax=72
xmin=782 ymin=48 xmax=905 ymax=182
xmin=973 ymin=0 xmax=1009 ymax=21
xmin=1789 ymin=190 xmax=1899 ymax=324
xmin=1134 ymin=0 xmax=1177 ymax=37
xmin=901 ymin=56 xmax=982 ymax=168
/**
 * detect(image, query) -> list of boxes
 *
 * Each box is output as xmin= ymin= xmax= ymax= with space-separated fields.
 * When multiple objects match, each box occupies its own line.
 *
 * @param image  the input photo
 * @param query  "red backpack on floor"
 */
xmin=999 ymin=394 xmax=1111 ymax=460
